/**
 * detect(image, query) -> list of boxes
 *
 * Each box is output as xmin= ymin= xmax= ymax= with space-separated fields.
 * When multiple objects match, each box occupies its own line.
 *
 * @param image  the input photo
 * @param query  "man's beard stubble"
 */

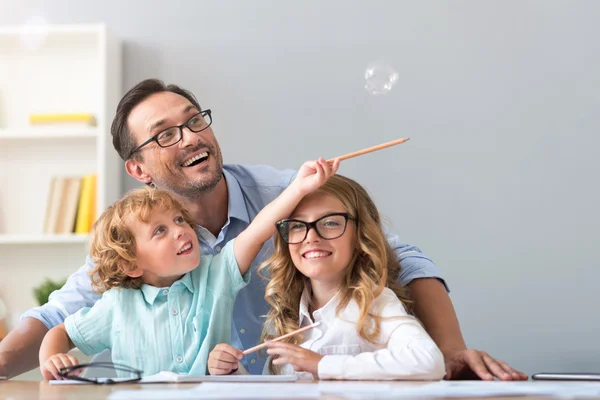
xmin=154 ymin=142 xmax=224 ymax=199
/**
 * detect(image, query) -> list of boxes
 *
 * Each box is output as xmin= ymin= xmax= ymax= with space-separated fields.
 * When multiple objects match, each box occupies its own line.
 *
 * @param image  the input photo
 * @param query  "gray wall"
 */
xmin=2 ymin=0 xmax=599 ymax=375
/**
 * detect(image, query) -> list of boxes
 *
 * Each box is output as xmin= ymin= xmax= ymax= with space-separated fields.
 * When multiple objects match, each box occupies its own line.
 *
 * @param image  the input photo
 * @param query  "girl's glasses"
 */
xmin=276 ymin=213 xmax=355 ymax=244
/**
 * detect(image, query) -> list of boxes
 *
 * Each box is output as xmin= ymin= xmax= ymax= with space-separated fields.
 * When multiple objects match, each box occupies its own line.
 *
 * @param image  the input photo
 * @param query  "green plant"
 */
xmin=33 ymin=278 xmax=67 ymax=306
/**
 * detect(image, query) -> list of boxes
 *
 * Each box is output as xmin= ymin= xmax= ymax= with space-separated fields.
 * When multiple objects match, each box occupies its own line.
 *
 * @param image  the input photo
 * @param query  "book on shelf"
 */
xmin=74 ymin=174 xmax=97 ymax=234
xmin=43 ymin=177 xmax=67 ymax=234
xmin=56 ymin=177 xmax=81 ymax=234
xmin=0 ymin=297 xmax=6 ymax=340
xmin=29 ymin=113 xmax=97 ymax=126
xmin=44 ymin=174 xmax=96 ymax=235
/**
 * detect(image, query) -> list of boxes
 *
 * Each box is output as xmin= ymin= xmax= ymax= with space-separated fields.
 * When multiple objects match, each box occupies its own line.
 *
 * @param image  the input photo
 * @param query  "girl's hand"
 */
xmin=294 ymin=158 xmax=340 ymax=196
xmin=40 ymin=353 xmax=80 ymax=381
xmin=208 ymin=343 xmax=243 ymax=375
xmin=266 ymin=342 xmax=324 ymax=376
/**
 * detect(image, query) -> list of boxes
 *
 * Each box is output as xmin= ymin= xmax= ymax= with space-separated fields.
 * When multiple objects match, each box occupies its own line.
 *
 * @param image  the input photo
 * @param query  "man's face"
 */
xmin=127 ymin=91 xmax=223 ymax=198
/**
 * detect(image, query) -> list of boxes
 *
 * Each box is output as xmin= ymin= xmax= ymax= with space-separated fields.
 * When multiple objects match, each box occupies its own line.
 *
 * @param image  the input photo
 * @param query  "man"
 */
xmin=0 ymin=79 xmax=527 ymax=380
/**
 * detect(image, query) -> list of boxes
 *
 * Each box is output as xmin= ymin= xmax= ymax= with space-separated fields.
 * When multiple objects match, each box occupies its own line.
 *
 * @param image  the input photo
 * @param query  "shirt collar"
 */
xmin=140 ymin=272 xmax=195 ymax=306
xmin=299 ymin=289 xmax=311 ymax=326
xmin=298 ymin=288 xmax=341 ymax=326
xmin=223 ymin=169 xmax=250 ymax=225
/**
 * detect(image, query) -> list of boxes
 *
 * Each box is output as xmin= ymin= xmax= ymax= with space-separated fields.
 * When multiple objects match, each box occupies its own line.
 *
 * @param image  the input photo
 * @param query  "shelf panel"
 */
xmin=0 ymin=128 xmax=98 ymax=139
xmin=0 ymin=234 xmax=88 ymax=245
xmin=0 ymin=23 xmax=105 ymax=36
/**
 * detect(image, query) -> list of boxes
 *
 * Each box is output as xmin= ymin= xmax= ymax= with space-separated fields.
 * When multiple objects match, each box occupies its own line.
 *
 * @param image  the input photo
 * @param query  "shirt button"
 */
xmin=162 ymin=289 xmax=169 ymax=295
xmin=172 ymin=308 xmax=179 ymax=315
xmin=176 ymin=356 xmax=183 ymax=363
xmin=215 ymin=245 xmax=221 ymax=252
xmin=250 ymin=359 xmax=256 ymax=364
xmin=240 ymin=328 xmax=246 ymax=334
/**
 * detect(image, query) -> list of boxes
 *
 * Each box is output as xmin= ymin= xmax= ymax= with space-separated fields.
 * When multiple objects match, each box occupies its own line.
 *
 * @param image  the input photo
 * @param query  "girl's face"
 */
xmin=126 ymin=207 xmax=200 ymax=287
xmin=287 ymin=192 xmax=356 ymax=286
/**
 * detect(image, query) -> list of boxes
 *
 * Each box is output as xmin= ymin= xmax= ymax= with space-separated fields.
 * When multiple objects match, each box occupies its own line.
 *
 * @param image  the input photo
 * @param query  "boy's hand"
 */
xmin=294 ymin=158 xmax=340 ymax=196
xmin=267 ymin=342 xmax=323 ymax=376
xmin=40 ymin=353 xmax=80 ymax=381
xmin=208 ymin=344 xmax=243 ymax=375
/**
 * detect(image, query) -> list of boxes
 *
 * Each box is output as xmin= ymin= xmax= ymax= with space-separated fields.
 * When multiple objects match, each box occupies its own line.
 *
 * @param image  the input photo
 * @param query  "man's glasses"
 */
xmin=58 ymin=362 xmax=142 ymax=384
xmin=128 ymin=110 xmax=213 ymax=159
xmin=276 ymin=213 xmax=355 ymax=244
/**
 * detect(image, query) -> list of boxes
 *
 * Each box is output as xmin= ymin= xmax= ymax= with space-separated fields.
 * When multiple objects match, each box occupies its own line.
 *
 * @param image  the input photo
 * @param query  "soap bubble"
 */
xmin=19 ymin=14 xmax=49 ymax=51
xmin=364 ymin=60 xmax=399 ymax=95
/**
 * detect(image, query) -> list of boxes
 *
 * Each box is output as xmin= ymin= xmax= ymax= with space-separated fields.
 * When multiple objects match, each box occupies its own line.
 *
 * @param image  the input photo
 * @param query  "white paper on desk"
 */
xmin=318 ymin=381 xmax=393 ymax=395
xmin=109 ymin=383 xmax=319 ymax=399
xmin=470 ymin=381 xmax=600 ymax=397
xmin=51 ymin=371 xmax=298 ymax=385
xmin=193 ymin=383 xmax=320 ymax=398
xmin=143 ymin=371 xmax=298 ymax=383
xmin=427 ymin=381 xmax=600 ymax=398
xmin=108 ymin=388 xmax=197 ymax=400
xmin=106 ymin=380 xmax=600 ymax=400
xmin=321 ymin=381 xmax=600 ymax=399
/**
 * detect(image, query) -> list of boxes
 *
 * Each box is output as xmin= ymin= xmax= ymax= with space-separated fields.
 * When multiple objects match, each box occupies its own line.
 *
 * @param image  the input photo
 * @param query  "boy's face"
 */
xmin=126 ymin=207 xmax=201 ymax=288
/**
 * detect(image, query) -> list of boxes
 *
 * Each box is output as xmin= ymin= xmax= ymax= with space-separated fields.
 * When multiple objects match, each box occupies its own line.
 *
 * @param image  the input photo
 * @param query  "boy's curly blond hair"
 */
xmin=89 ymin=187 xmax=197 ymax=293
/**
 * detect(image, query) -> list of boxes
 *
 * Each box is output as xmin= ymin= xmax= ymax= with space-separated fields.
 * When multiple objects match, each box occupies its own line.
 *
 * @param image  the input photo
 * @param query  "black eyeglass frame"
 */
xmin=275 ymin=212 xmax=355 ymax=244
xmin=58 ymin=362 xmax=143 ymax=384
xmin=127 ymin=109 xmax=212 ymax=159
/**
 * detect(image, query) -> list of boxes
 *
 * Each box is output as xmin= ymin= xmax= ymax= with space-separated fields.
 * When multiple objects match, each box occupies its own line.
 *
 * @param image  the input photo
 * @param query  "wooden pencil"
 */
xmin=327 ymin=137 xmax=410 ymax=162
xmin=242 ymin=322 xmax=322 ymax=355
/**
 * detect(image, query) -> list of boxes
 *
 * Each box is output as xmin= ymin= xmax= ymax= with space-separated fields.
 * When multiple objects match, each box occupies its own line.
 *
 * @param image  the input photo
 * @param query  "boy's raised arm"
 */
xmin=233 ymin=158 xmax=339 ymax=275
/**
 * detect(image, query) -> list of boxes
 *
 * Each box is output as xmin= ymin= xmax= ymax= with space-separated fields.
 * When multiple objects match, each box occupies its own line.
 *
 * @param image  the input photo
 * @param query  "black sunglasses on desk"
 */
xmin=58 ymin=362 xmax=142 ymax=384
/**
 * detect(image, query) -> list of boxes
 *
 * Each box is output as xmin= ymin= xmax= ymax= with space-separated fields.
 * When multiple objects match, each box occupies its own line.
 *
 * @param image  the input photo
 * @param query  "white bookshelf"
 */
xmin=0 ymin=23 xmax=121 ymax=335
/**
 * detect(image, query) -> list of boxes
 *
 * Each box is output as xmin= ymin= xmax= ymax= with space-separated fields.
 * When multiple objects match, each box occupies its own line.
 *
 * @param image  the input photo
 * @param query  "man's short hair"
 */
xmin=111 ymin=79 xmax=201 ymax=161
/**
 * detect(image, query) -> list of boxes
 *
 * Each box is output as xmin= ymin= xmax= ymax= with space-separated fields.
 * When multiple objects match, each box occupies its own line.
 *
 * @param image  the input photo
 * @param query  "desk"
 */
xmin=2 ymin=380 xmax=594 ymax=400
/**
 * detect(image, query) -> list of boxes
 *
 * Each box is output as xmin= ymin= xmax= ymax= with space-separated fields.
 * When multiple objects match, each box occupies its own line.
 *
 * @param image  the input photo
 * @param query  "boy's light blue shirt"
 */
xmin=64 ymin=240 xmax=249 ymax=377
xmin=23 ymin=164 xmax=447 ymax=374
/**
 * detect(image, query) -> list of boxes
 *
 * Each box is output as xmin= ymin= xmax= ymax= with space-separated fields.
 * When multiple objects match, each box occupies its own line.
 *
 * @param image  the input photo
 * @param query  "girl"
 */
xmin=208 ymin=174 xmax=445 ymax=380
xmin=38 ymin=158 xmax=338 ymax=380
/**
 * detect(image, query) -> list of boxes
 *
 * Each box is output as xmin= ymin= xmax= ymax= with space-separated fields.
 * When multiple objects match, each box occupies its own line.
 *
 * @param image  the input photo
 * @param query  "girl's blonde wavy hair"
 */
xmin=89 ymin=186 xmax=196 ymax=293
xmin=258 ymin=174 xmax=412 ymax=373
